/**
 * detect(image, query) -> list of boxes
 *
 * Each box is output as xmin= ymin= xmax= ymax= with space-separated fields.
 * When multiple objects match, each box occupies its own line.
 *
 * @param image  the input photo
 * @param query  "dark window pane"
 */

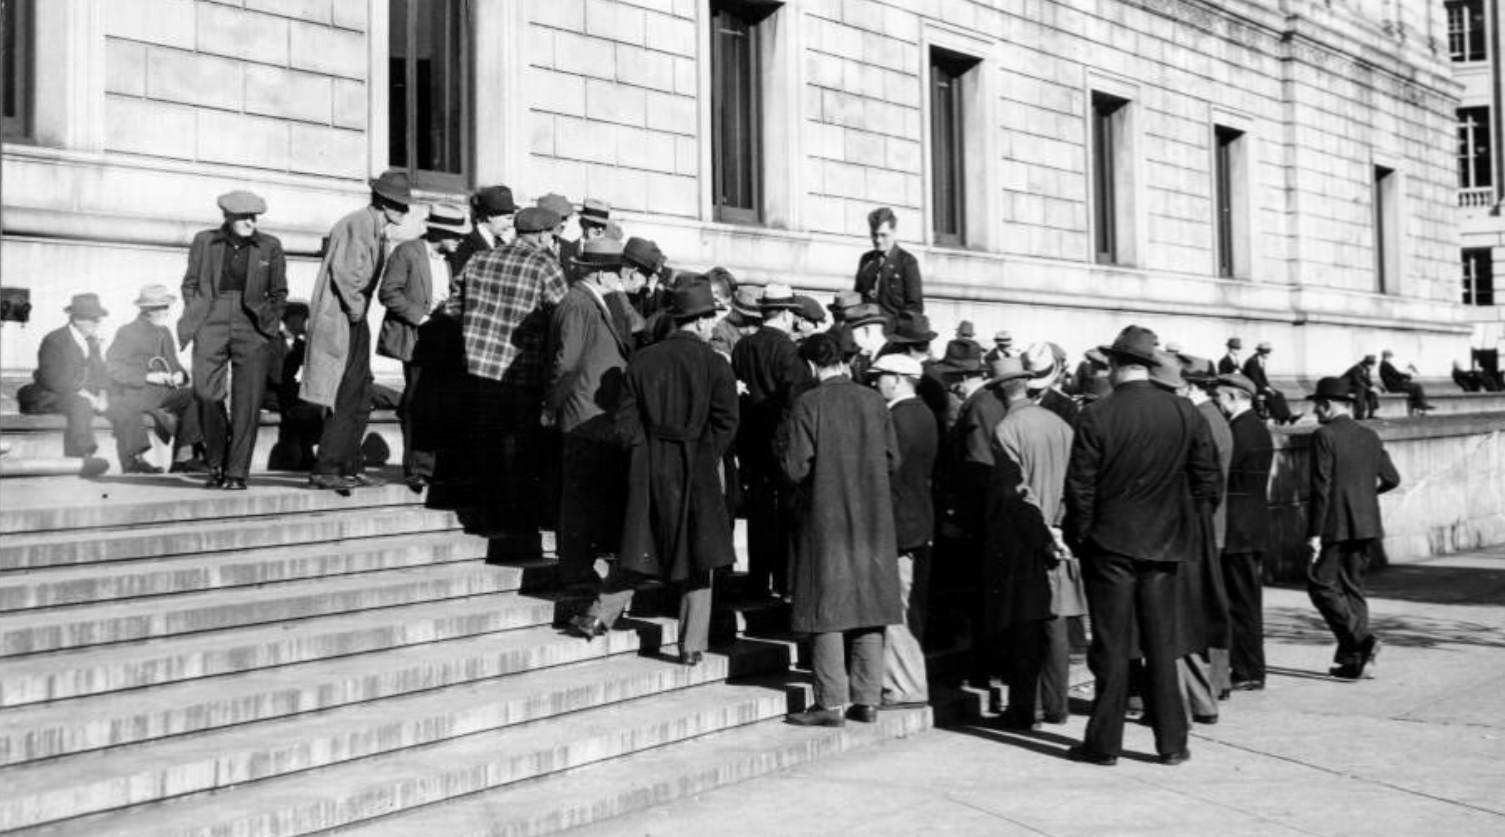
xmin=1448 ymin=1 xmax=1488 ymax=62
xmin=2 ymin=0 xmax=31 ymax=139
xmin=389 ymin=0 xmax=466 ymax=184
xmin=1092 ymin=94 xmax=1122 ymax=264
xmin=711 ymin=7 xmax=760 ymax=221
xmin=1458 ymin=107 xmax=1491 ymax=189
xmin=1464 ymin=248 xmax=1494 ymax=306
xmin=1215 ymin=127 xmax=1240 ymax=277
xmin=931 ymin=60 xmax=962 ymax=243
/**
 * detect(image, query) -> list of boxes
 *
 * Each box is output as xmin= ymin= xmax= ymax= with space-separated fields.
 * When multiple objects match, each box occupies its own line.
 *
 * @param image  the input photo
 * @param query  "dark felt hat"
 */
xmin=1215 ymin=372 xmax=1257 ymax=397
xmin=64 ymin=293 xmax=108 ymax=319
xmin=828 ymin=290 xmax=863 ymax=315
xmin=1099 ymin=325 xmax=1161 ymax=367
xmin=1179 ymin=353 xmax=1217 ymax=384
xmin=794 ymin=295 xmax=828 ymax=324
xmin=472 ymin=186 xmax=516 ymax=217
xmin=1227 ymin=336 xmax=1243 ymax=349
xmin=956 ymin=320 xmax=976 ymax=339
xmin=515 ymin=206 xmax=561 ymax=234
xmin=535 ymin=192 xmax=573 ymax=218
xmin=623 ymin=237 xmax=665 ymax=274
xmin=370 ymin=169 xmax=412 ymax=207
xmin=283 ymin=300 xmax=311 ymax=320
xmin=1307 ymin=377 xmax=1354 ymax=402
xmin=930 ymin=338 xmax=985 ymax=375
xmin=671 ymin=281 xmax=718 ymax=320
xmin=885 ymin=311 xmax=938 ymax=345
xmin=1148 ymin=350 xmax=1185 ymax=389
xmin=217 ymin=190 xmax=267 ymax=216
xmin=844 ymin=303 xmax=887 ymax=329
xmin=573 ymin=237 xmax=624 ymax=270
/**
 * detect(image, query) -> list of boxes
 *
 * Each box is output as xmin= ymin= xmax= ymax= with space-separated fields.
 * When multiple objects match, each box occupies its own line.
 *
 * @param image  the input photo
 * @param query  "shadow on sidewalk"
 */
xmin=1265 ymin=606 xmax=1505 ymax=650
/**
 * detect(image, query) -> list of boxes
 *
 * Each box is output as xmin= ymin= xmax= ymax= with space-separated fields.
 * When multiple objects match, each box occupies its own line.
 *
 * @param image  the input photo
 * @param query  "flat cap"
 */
xmin=515 ymin=206 xmax=561 ymax=233
xmin=217 ymin=190 xmax=267 ymax=215
xmin=535 ymin=192 xmax=573 ymax=218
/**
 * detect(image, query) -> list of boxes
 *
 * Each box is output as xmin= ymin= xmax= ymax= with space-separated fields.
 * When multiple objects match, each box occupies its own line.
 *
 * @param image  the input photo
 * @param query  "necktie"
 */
xmin=86 ymin=337 xmax=105 ymax=391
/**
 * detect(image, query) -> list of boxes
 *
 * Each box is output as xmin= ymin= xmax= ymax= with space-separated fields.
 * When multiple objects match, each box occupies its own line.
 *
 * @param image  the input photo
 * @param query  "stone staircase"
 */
xmin=0 ymin=476 xmax=932 ymax=836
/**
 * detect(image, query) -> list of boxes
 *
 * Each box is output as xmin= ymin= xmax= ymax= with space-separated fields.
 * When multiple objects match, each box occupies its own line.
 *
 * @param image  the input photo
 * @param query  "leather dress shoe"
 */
xmin=679 ymin=650 xmax=704 ymax=667
xmin=1193 ymin=713 xmax=1219 ymax=725
xmin=1042 ymin=713 xmax=1069 ymax=725
xmin=1067 ymin=746 xmax=1117 ymax=766
xmin=223 ymin=477 xmax=248 ymax=491
xmin=1231 ymin=679 xmax=1265 ymax=691
xmin=785 ymin=706 xmax=844 ymax=727
xmin=567 ymin=614 xmax=607 ymax=640
xmin=203 ymin=468 xmax=227 ymax=489
xmin=845 ymin=704 xmax=878 ymax=723
xmin=1159 ymin=750 xmax=1192 ymax=766
xmin=123 ymin=457 xmax=163 ymax=475
xmin=170 ymin=458 xmax=208 ymax=474
xmin=346 ymin=473 xmax=386 ymax=489
xmin=404 ymin=476 xmax=428 ymax=494
xmin=880 ymin=700 xmax=929 ymax=710
xmin=1328 ymin=663 xmax=1363 ymax=680
xmin=308 ymin=473 xmax=354 ymax=496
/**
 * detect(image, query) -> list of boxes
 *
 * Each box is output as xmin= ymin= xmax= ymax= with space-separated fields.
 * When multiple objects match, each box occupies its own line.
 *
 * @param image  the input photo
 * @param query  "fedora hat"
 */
xmin=580 ymin=197 xmax=610 ymax=226
xmin=1215 ymin=372 xmax=1257 ymax=397
xmin=1307 ymin=376 xmax=1354 ymax=402
xmin=369 ymin=169 xmax=412 ymax=207
xmin=1021 ymin=342 xmax=1058 ymax=390
xmin=514 ymin=206 xmax=561 ymax=234
xmin=1227 ymin=336 xmax=1243 ymax=350
xmin=844 ymin=303 xmax=886 ymax=329
xmin=471 ymin=186 xmax=516 ymax=218
xmin=987 ymin=355 xmax=1033 ymax=386
xmin=572 ymin=237 xmax=624 ymax=270
xmin=1085 ymin=347 xmax=1109 ymax=367
xmin=133 ymin=284 xmax=177 ymax=309
xmin=670 ymin=281 xmax=718 ymax=320
xmin=930 ymin=339 xmax=985 ymax=375
xmin=1081 ymin=375 xmax=1114 ymax=402
xmin=1256 ymin=341 xmax=1273 ymax=353
xmin=217 ymin=190 xmax=266 ymax=216
xmin=65 ymin=292 xmax=108 ymax=320
xmin=1179 ymin=353 xmax=1217 ymax=384
xmin=535 ymin=192 xmax=573 ymax=219
xmin=1099 ymin=325 xmax=1162 ymax=367
xmin=885 ymin=311 xmax=938 ymax=345
xmin=731 ymin=285 xmax=764 ymax=318
xmin=1148 ymin=350 xmax=1184 ymax=389
xmin=956 ymin=320 xmax=976 ymax=339
xmin=623 ymin=237 xmax=665 ymax=274
xmin=828 ymin=290 xmax=863 ymax=315
xmin=760 ymin=283 xmax=803 ymax=312
xmin=425 ymin=203 xmax=472 ymax=237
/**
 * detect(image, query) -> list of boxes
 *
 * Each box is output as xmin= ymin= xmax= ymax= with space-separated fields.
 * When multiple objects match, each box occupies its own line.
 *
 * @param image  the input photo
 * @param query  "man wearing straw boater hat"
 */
xmin=1064 ymin=325 xmax=1222 ymax=767
xmin=105 ymin=284 xmax=204 ymax=473
xmin=377 ymin=202 xmax=472 ymax=491
xmin=179 ymin=189 xmax=288 ymax=490
xmin=17 ymin=293 xmax=113 ymax=464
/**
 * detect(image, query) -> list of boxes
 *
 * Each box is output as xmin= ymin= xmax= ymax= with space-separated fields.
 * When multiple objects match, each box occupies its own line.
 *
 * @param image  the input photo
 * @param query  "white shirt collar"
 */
xmin=68 ymin=323 xmax=93 ymax=354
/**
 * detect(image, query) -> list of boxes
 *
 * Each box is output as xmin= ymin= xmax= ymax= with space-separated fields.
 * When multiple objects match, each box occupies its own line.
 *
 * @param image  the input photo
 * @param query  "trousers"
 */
xmin=742 ymin=457 xmax=790 ymax=596
xmin=557 ymin=432 xmax=627 ymax=585
xmin=1307 ymin=539 xmax=1375 ymax=666
xmin=17 ymin=386 xmax=98 ymax=457
xmin=811 ymin=627 xmax=884 ymax=710
xmin=883 ymin=548 xmax=931 ymax=705
xmin=110 ymin=385 xmax=202 ymax=463
xmin=1082 ymin=551 xmax=1188 ymax=758
xmin=585 ymin=564 xmax=714 ymax=654
xmin=1003 ymin=615 xmax=1072 ymax=722
xmin=193 ymin=293 xmax=270 ymax=479
xmin=314 ymin=319 xmax=373 ymax=476
xmin=398 ymin=363 xmax=434 ymax=481
xmin=1222 ymin=550 xmax=1266 ymax=683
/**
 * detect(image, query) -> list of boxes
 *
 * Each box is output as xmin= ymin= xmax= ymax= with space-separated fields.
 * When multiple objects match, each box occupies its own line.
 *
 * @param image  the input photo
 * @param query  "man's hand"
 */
xmin=82 ymin=390 xmax=108 ymax=413
xmin=172 ymin=370 xmax=188 ymax=387
xmin=1307 ymin=536 xmax=1322 ymax=565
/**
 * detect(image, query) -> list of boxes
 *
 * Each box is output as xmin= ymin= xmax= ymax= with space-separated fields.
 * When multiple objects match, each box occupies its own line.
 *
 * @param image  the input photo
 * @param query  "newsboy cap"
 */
xmin=514 ymin=206 xmax=561 ymax=234
xmin=870 ymin=353 xmax=924 ymax=379
xmin=217 ymin=190 xmax=267 ymax=216
xmin=535 ymin=192 xmax=574 ymax=219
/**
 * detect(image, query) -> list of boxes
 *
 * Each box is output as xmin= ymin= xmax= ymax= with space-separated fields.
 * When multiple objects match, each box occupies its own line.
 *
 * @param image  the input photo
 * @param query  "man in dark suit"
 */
xmin=16 ymin=293 xmax=111 ymax=461
xmin=1305 ymin=376 xmax=1401 ymax=679
xmin=1379 ymin=350 xmax=1432 ymax=414
xmin=180 ymin=190 xmax=288 ymax=490
xmin=1217 ymin=337 xmax=1243 ymax=376
xmin=264 ymin=302 xmax=323 ymax=471
xmin=854 ymin=206 xmax=923 ymax=318
xmin=1064 ymin=325 xmax=1222 ymax=766
xmin=1341 ymin=355 xmax=1381 ymax=420
xmin=1242 ymin=341 xmax=1295 ymax=424
xmin=1214 ymin=372 xmax=1276 ymax=690
xmin=449 ymin=185 xmax=515 ymax=276
xmin=106 ymin=284 xmax=202 ymax=473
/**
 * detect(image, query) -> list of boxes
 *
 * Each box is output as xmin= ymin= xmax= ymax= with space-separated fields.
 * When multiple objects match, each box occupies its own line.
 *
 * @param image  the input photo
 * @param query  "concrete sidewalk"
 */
xmin=572 ymin=547 xmax=1505 ymax=837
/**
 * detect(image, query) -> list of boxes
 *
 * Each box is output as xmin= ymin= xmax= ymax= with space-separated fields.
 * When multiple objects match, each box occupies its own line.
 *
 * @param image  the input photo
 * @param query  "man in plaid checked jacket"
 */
xmin=444 ymin=206 xmax=568 ymax=547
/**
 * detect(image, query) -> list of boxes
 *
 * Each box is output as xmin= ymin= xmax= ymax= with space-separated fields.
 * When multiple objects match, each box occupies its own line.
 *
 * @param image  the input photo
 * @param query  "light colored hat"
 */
xmin=994 ymin=330 xmax=1013 ymax=344
xmin=1021 ymin=343 xmax=1057 ymax=390
xmin=581 ymin=197 xmax=611 ymax=225
xmin=870 ymin=353 xmax=924 ymax=378
xmin=425 ymin=203 xmax=472 ymax=237
xmin=217 ymin=190 xmax=267 ymax=216
xmin=760 ymin=283 xmax=801 ymax=311
xmin=1257 ymin=341 xmax=1273 ymax=352
xmin=987 ymin=355 xmax=1033 ymax=385
xmin=133 ymin=284 xmax=177 ymax=308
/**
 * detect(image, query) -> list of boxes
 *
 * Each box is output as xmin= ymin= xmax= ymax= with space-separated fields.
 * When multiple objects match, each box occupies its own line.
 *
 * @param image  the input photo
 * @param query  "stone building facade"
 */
xmin=1449 ymin=0 xmax=1505 ymax=366
xmin=0 ymin=0 xmax=1473 ymax=380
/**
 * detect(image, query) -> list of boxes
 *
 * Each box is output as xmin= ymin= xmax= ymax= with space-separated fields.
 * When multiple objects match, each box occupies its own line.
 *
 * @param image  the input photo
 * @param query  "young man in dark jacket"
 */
xmin=1215 ymin=372 xmax=1276 ymax=690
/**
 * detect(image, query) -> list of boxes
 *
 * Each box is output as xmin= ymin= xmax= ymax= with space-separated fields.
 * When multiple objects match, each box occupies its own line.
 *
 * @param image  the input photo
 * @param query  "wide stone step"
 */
xmin=0 ymin=529 xmax=493 ymax=611
xmin=0 ymin=640 xmax=790 ymax=832
xmin=0 ymin=589 xmax=574 ymax=707
xmin=0 ymin=504 xmax=460 ymax=571
xmin=0 ymin=477 xmax=425 ymax=535
xmin=333 ymin=704 xmax=933 ymax=837
xmin=19 ymin=677 xmax=796 ymax=837
xmin=0 ymin=620 xmax=674 ymax=766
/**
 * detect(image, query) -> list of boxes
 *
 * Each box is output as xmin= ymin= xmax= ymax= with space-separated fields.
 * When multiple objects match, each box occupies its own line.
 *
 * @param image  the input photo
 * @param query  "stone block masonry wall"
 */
xmin=102 ymin=0 xmax=368 ymax=179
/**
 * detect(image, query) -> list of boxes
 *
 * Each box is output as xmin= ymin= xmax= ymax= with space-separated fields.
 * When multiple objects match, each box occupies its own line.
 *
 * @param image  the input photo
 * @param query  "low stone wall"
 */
xmin=1265 ymin=412 xmax=1505 ymax=580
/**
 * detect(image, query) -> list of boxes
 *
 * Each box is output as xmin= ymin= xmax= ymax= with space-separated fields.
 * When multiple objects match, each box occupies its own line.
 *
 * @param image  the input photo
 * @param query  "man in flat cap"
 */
xmin=704 ymin=266 xmax=742 ymax=359
xmin=106 ymin=284 xmax=203 ymax=473
xmin=1214 ymin=372 xmax=1275 ymax=691
xmin=444 ymin=205 xmax=569 ymax=547
xmin=303 ymin=169 xmax=410 ymax=493
xmin=1065 ymin=326 xmax=1221 ymax=766
xmin=451 ymin=185 xmax=517 ymax=276
xmin=548 ymin=237 xmax=634 ymax=588
xmin=179 ymin=189 xmax=287 ymax=490
xmin=17 ymin=293 xmax=113 ymax=464
xmin=377 ymin=203 xmax=472 ymax=491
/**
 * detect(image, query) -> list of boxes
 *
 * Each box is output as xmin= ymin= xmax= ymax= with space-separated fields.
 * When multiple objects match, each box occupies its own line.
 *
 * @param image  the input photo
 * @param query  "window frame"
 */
xmin=1373 ymin=164 xmax=1400 ymax=295
xmin=389 ymin=0 xmax=471 ymax=193
xmin=1457 ymin=106 xmax=1492 ymax=190
xmin=1090 ymin=91 xmax=1134 ymax=266
xmin=1463 ymin=247 xmax=1495 ymax=306
xmin=1447 ymin=0 xmax=1488 ymax=63
xmin=929 ymin=48 xmax=972 ymax=247
xmin=709 ymin=1 xmax=766 ymax=226
xmin=2 ymin=0 xmax=33 ymax=142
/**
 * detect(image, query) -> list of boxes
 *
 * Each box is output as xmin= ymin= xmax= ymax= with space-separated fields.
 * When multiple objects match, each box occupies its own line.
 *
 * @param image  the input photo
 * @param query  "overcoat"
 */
xmin=1307 ymin=414 xmax=1401 ymax=542
xmin=780 ymin=375 xmax=903 ymax=634
xmin=178 ymin=227 xmax=287 ymax=347
xmin=731 ymin=326 xmax=811 ymax=466
xmin=108 ymin=317 xmax=187 ymax=392
xmin=376 ymin=238 xmax=440 ymax=363
xmin=889 ymin=397 xmax=938 ymax=552
xmin=1224 ymin=409 xmax=1275 ymax=554
xmin=303 ymin=207 xmax=386 ymax=407
xmin=1164 ymin=403 xmax=1231 ymax=656
xmin=616 ymin=331 xmax=740 ymax=581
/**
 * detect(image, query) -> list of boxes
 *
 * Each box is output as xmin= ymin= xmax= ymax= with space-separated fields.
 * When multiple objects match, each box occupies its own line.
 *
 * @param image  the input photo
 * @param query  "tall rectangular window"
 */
xmin=930 ymin=49 xmax=973 ymax=246
xmin=1457 ymin=107 xmax=1492 ymax=204
xmin=1373 ymin=165 xmax=1397 ymax=294
xmin=2 ymin=0 xmax=32 ymax=140
xmin=390 ymin=0 xmax=469 ymax=190
xmin=1091 ymin=92 xmax=1132 ymax=265
xmin=1214 ymin=125 xmax=1249 ymax=278
xmin=1447 ymin=0 xmax=1488 ymax=63
xmin=1463 ymin=248 xmax=1495 ymax=306
xmin=711 ymin=1 xmax=770 ymax=224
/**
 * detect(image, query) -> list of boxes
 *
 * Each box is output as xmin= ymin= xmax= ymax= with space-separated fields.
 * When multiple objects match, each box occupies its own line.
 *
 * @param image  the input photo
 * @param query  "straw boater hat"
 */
xmin=987 ymin=355 xmax=1034 ymax=386
xmin=133 ymin=284 xmax=177 ymax=309
xmin=869 ymin=353 xmax=924 ymax=379
xmin=425 ymin=203 xmax=472 ymax=237
xmin=580 ymin=197 xmax=610 ymax=227
xmin=760 ymin=283 xmax=803 ymax=312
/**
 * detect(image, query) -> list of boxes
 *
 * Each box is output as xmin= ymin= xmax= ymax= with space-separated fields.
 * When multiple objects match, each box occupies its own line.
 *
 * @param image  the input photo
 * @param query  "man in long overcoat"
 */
xmin=1215 ymin=372 xmax=1275 ymax=690
xmin=781 ymin=333 xmax=902 ymax=727
xmin=106 ymin=284 xmax=202 ymax=473
xmin=304 ymin=170 xmax=410 ymax=492
xmin=568 ymin=282 xmax=738 ymax=665
xmin=1065 ymin=326 xmax=1222 ymax=766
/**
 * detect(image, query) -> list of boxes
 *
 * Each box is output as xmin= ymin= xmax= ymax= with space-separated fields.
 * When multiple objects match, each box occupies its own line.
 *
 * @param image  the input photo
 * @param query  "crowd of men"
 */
xmin=20 ymin=176 xmax=1408 ymax=763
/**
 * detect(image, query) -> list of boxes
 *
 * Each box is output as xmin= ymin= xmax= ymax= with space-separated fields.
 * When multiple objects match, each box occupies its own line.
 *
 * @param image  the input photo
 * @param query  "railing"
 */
xmin=1458 ymin=186 xmax=1494 ymax=208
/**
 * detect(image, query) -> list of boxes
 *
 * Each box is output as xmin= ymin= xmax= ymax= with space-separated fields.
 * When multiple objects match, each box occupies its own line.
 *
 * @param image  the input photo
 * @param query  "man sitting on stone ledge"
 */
xmin=16 ymin=293 xmax=112 ymax=466
xmin=105 ymin=284 xmax=204 ymax=474
xmin=1379 ymin=350 xmax=1432 ymax=414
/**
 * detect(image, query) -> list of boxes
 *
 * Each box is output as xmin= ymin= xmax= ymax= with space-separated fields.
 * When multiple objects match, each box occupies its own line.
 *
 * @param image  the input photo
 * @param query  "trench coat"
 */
xmin=616 ymin=331 xmax=740 ymax=581
xmin=780 ymin=375 xmax=903 ymax=634
xmin=303 ymin=206 xmax=387 ymax=407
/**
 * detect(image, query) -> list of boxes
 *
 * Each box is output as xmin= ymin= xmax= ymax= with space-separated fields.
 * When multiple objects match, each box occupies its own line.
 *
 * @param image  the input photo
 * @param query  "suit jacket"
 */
xmin=303 ymin=206 xmax=387 ymax=407
xmin=1198 ymin=399 xmax=1233 ymax=550
xmin=890 ymin=396 xmax=939 ymax=551
xmin=25 ymin=325 xmax=107 ymax=399
xmin=1241 ymin=355 xmax=1273 ymax=392
xmin=939 ymin=386 xmax=1007 ymax=538
xmin=1065 ymin=380 xmax=1223 ymax=562
xmin=1341 ymin=362 xmax=1376 ymax=396
xmin=1218 ymin=354 xmax=1241 ymax=376
xmin=854 ymin=245 xmax=923 ymax=317
xmin=377 ymin=238 xmax=441 ymax=362
xmin=448 ymin=228 xmax=496 ymax=277
xmin=263 ymin=331 xmax=306 ymax=412
xmin=107 ymin=317 xmax=186 ymax=392
xmin=1224 ymin=409 xmax=1275 ymax=554
xmin=731 ymin=326 xmax=812 ymax=465
xmin=178 ymin=227 xmax=287 ymax=347
xmin=1379 ymin=360 xmax=1410 ymax=392
xmin=547 ymin=282 xmax=631 ymax=438
xmin=1307 ymin=414 xmax=1400 ymax=542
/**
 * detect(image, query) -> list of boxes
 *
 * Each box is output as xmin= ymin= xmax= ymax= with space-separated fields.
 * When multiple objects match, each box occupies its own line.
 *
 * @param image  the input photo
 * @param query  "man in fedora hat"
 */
xmin=1378 ymin=350 xmax=1432 ymax=414
xmin=302 ymin=169 xmax=410 ymax=493
xmin=180 ymin=189 xmax=288 ymax=490
xmin=983 ymin=355 xmax=1082 ymax=728
xmin=443 ymin=205 xmax=569 ymax=546
xmin=854 ymin=206 xmax=923 ymax=318
xmin=1023 ymin=342 xmax=1078 ymax=428
xmin=105 ymin=284 xmax=204 ymax=473
xmin=622 ymin=237 xmax=668 ymax=318
xmin=984 ymin=330 xmax=1015 ymax=364
xmin=826 ymin=290 xmax=864 ymax=327
xmin=451 ymin=185 xmax=517 ymax=276
xmin=881 ymin=311 xmax=948 ymax=423
xmin=569 ymin=281 xmax=738 ymax=666
xmin=1243 ymin=340 xmax=1296 ymax=423
xmin=1218 ymin=337 xmax=1244 ymax=376
xmin=868 ymin=353 xmax=938 ymax=710
xmin=704 ymin=266 xmax=743 ymax=358
xmin=17 ymin=293 xmax=113 ymax=463
xmin=1214 ymin=371 xmax=1275 ymax=691
xmin=1340 ymin=354 xmax=1381 ymax=420
xmin=377 ymin=203 xmax=472 ymax=491
xmin=1065 ymin=325 xmax=1222 ymax=766
xmin=548 ymin=236 xmax=635 ymax=587
xmin=1305 ymin=376 xmax=1400 ymax=680
xmin=731 ymin=283 xmax=813 ymax=598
